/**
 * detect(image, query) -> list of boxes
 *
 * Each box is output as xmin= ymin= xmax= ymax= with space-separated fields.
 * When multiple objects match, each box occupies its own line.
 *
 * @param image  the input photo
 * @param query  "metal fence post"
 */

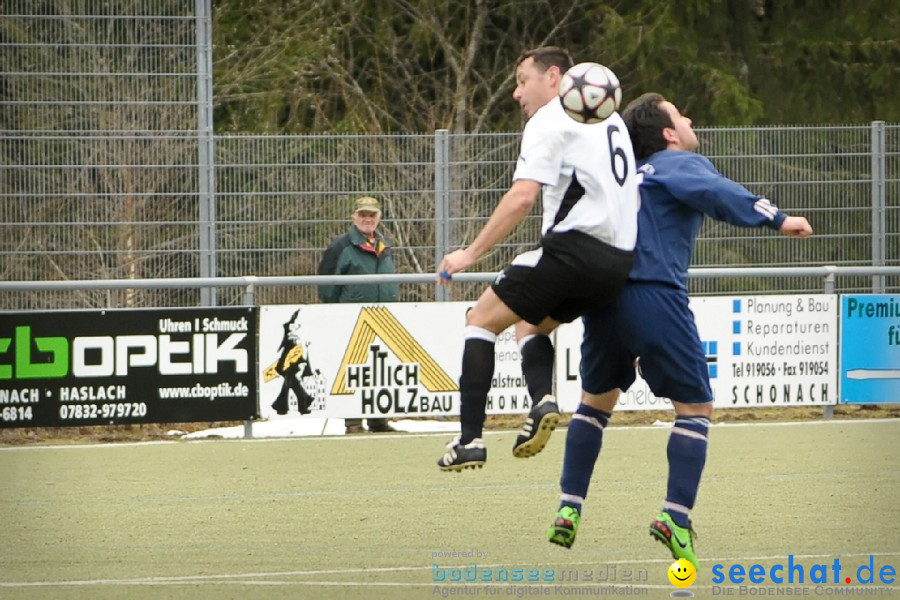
xmin=196 ymin=0 xmax=217 ymax=306
xmin=871 ymin=121 xmax=886 ymax=293
xmin=243 ymin=276 xmax=257 ymax=437
xmin=243 ymin=281 xmax=257 ymax=307
xmin=434 ymin=129 xmax=451 ymax=301
xmin=823 ymin=267 xmax=836 ymax=419
xmin=823 ymin=270 xmax=836 ymax=295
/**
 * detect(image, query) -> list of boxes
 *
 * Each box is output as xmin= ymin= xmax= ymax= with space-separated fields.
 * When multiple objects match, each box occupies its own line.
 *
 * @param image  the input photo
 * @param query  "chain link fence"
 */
xmin=1 ymin=0 xmax=207 ymax=309
xmin=2 ymin=2 xmax=898 ymax=310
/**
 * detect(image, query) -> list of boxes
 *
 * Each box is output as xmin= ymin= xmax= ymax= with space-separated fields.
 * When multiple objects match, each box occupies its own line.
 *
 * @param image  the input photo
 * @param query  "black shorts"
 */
xmin=491 ymin=230 xmax=633 ymax=326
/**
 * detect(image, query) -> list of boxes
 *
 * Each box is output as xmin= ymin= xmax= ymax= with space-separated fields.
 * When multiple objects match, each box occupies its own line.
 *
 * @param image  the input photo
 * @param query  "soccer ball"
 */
xmin=558 ymin=62 xmax=622 ymax=124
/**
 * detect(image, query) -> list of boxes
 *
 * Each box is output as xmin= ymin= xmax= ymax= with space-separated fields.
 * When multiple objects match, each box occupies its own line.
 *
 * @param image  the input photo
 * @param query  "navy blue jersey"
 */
xmin=629 ymin=150 xmax=787 ymax=289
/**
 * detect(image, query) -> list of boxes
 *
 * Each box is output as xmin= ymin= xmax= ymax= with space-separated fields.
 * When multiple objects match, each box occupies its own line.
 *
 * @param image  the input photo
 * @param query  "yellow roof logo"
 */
xmin=331 ymin=307 xmax=457 ymax=395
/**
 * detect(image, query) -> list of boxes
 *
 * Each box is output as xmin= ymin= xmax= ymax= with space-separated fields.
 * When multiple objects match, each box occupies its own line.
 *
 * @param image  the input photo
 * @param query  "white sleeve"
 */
xmin=512 ymin=117 xmax=565 ymax=186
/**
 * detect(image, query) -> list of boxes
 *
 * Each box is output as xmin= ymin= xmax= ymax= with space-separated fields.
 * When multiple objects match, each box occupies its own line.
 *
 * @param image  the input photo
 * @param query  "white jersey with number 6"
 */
xmin=512 ymin=98 xmax=638 ymax=251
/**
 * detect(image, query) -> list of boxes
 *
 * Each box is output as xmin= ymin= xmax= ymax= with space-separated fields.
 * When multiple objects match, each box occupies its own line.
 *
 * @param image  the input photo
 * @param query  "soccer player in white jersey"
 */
xmin=436 ymin=47 xmax=639 ymax=471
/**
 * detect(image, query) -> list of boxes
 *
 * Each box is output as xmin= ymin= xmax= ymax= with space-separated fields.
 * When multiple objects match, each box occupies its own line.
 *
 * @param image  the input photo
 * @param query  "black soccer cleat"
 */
xmin=512 ymin=395 xmax=560 ymax=458
xmin=437 ymin=437 xmax=487 ymax=472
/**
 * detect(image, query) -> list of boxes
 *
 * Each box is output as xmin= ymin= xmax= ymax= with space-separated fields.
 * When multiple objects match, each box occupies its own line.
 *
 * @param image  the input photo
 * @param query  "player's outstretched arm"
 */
xmin=436 ymin=179 xmax=540 ymax=283
xmin=779 ymin=216 xmax=813 ymax=238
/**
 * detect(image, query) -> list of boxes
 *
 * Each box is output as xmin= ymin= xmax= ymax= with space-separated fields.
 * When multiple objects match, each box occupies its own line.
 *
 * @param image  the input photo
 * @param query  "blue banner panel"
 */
xmin=0 ymin=307 xmax=258 ymax=427
xmin=840 ymin=295 xmax=900 ymax=404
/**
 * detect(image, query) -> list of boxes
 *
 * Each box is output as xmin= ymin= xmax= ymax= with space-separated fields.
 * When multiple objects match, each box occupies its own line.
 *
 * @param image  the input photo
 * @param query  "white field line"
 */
xmin=2 ymin=552 xmax=899 ymax=589
xmin=1 ymin=418 xmax=897 ymax=452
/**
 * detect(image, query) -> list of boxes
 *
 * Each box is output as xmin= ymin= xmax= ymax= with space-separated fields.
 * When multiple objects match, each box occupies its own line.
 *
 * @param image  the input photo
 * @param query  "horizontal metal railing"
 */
xmin=1 ymin=266 xmax=898 ymax=308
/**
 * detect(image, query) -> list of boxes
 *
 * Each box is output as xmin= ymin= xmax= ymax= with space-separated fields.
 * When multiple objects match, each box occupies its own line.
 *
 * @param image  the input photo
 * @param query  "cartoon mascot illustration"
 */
xmin=263 ymin=308 xmax=322 ymax=415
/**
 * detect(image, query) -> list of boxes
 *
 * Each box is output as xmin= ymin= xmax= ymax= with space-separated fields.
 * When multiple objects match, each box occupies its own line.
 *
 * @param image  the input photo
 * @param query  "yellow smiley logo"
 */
xmin=667 ymin=558 xmax=697 ymax=588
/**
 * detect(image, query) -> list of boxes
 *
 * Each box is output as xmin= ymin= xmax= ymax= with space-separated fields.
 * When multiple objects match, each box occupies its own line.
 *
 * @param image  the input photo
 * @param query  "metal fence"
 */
xmin=2 ymin=1 xmax=899 ymax=311
xmin=0 ymin=0 xmax=212 ymax=309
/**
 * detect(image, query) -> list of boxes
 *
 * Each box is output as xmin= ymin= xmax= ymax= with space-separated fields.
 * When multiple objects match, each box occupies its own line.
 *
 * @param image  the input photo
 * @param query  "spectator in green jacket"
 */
xmin=317 ymin=196 xmax=399 ymax=303
xmin=317 ymin=196 xmax=398 ymax=434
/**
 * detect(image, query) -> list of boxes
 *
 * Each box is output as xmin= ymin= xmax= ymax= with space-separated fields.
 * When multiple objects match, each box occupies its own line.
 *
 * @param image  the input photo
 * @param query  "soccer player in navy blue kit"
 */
xmin=546 ymin=93 xmax=813 ymax=569
xmin=434 ymin=47 xmax=639 ymax=471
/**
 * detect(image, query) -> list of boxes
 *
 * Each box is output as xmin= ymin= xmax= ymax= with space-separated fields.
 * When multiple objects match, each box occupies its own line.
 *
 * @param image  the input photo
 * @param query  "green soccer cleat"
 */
xmin=548 ymin=506 xmax=581 ymax=548
xmin=649 ymin=511 xmax=699 ymax=570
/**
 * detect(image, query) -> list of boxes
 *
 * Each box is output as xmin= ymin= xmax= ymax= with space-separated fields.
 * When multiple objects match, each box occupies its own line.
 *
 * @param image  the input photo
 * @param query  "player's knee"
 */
xmin=673 ymin=400 xmax=713 ymax=418
xmin=582 ymin=389 xmax=619 ymax=413
xmin=465 ymin=304 xmax=492 ymax=328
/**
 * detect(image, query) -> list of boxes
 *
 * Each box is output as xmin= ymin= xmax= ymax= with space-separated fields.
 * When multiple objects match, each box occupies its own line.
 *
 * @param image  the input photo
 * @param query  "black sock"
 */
xmin=520 ymin=334 xmax=554 ymax=403
xmin=459 ymin=336 xmax=495 ymax=444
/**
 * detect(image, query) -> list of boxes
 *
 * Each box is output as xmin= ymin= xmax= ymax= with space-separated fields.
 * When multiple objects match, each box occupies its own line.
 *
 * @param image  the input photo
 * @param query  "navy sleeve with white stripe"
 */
xmin=628 ymin=150 xmax=788 ymax=290
xmin=653 ymin=152 xmax=786 ymax=229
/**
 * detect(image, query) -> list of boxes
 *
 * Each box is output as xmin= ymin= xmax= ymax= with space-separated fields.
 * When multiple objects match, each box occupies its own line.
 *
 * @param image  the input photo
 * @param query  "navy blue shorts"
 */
xmin=580 ymin=282 xmax=712 ymax=403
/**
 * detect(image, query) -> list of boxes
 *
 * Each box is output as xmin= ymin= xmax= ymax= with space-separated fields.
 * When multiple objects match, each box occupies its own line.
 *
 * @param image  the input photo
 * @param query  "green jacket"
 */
xmin=317 ymin=226 xmax=399 ymax=303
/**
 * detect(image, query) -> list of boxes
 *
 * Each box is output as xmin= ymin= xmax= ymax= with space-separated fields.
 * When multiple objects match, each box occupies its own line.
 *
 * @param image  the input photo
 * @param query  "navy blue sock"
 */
xmin=663 ymin=415 xmax=710 ymax=528
xmin=559 ymin=404 xmax=611 ymax=513
xmin=458 ymin=328 xmax=496 ymax=444
xmin=519 ymin=334 xmax=554 ymax=403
